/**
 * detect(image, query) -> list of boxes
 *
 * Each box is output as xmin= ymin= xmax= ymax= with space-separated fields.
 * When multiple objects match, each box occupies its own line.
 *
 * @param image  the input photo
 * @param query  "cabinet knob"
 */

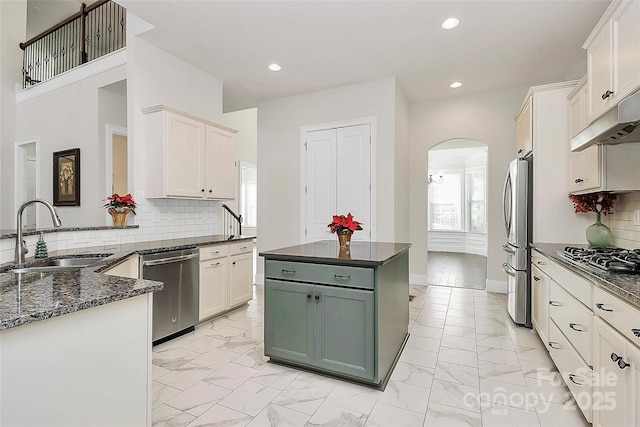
xmin=631 ymin=328 xmax=640 ymax=337
xmin=315 ymin=294 xmax=320 ymax=301
xmin=574 ymin=178 xmax=584 ymax=184
xmin=201 ymin=188 xmax=205 ymax=192
xmin=533 ymin=276 xmax=540 ymax=282
xmin=602 ymin=90 xmax=614 ymax=100
xmin=611 ymin=352 xmax=630 ymax=369
xmin=232 ymin=261 xmax=236 ymax=265
xmin=209 ymin=189 xmax=212 ymax=193
xmin=517 ymin=148 xmax=523 ymax=154
xmin=596 ymin=303 xmax=613 ymax=312
xmin=306 ymin=294 xmax=312 ymax=300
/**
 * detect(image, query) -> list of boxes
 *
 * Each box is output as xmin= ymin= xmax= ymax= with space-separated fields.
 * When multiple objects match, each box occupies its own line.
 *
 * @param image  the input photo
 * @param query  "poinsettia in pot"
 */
xmin=104 ymin=193 xmax=136 ymax=226
xmin=328 ymin=213 xmax=363 ymax=249
xmin=568 ymin=192 xmax=616 ymax=247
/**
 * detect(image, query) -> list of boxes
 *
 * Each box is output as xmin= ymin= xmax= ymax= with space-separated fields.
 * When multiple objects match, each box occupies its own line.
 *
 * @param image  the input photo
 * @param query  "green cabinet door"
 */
xmin=313 ymin=285 xmax=375 ymax=381
xmin=264 ymin=279 xmax=314 ymax=365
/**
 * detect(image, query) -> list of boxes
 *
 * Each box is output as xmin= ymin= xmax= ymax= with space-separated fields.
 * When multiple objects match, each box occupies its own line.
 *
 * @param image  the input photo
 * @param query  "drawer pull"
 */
xmin=536 ymin=260 xmax=547 ymax=266
xmin=210 ymin=262 xmax=221 ymax=266
xmin=632 ymin=328 xmax=640 ymax=337
xmin=334 ymin=274 xmax=351 ymax=280
xmin=611 ymin=353 xmax=630 ymax=369
xmin=239 ymin=246 xmax=248 ymax=250
xmin=569 ymin=323 xmax=585 ymax=332
xmin=533 ymin=276 xmax=540 ymax=282
xmin=568 ymin=374 xmax=583 ymax=386
xmin=281 ymin=269 xmax=296 ymax=275
xmin=596 ymin=303 xmax=613 ymax=312
xmin=306 ymin=294 xmax=312 ymax=300
xmin=549 ymin=301 xmax=561 ymax=307
xmin=211 ymin=251 xmax=220 ymax=255
xmin=549 ymin=342 xmax=561 ymax=349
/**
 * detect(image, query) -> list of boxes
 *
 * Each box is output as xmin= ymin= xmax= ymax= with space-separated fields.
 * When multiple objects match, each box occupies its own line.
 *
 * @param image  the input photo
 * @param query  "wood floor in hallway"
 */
xmin=427 ymin=251 xmax=487 ymax=290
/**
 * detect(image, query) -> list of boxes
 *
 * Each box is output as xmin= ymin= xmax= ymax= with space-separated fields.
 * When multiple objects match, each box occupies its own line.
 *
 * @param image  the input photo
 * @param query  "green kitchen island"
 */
xmin=260 ymin=240 xmax=411 ymax=389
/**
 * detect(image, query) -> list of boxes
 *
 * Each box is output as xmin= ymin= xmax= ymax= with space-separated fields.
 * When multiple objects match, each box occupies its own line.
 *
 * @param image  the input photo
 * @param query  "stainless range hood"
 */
xmin=571 ymin=91 xmax=640 ymax=152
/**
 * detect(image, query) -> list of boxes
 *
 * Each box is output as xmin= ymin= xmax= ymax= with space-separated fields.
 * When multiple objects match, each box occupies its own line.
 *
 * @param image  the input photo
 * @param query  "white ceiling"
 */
xmin=30 ymin=1 xmax=612 ymax=111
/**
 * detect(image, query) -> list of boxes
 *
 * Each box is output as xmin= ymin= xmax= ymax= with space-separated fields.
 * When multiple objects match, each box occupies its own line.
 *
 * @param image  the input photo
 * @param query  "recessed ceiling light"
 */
xmin=450 ymin=81 xmax=462 ymax=88
xmin=268 ymin=63 xmax=282 ymax=72
xmin=441 ymin=17 xmax=460 ymax=30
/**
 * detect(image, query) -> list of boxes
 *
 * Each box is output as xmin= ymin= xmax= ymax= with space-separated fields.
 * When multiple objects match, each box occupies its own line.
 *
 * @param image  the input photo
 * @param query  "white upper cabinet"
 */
xmin=585 ymin=0 xmax=640 ymax=123
xmin=143 ymin=105 xmax=237 ymax=200
xmin=514 ymin=95 xmax=533 ymax=158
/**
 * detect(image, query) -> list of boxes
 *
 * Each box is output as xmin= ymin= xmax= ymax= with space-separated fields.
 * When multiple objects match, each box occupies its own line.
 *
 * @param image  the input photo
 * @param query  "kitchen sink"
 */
xmin=7 ymin=254 xmax=111 ymax=274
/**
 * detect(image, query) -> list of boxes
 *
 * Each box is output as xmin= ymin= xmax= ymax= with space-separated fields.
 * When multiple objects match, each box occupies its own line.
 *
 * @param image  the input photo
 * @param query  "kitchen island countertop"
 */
xmin=532 ymin=242 xmax=640 ymax=309
xmin=260 ymin=240 xmax=411 ymax=267
xmin=0 ymin=234 xmax=255 ymax=331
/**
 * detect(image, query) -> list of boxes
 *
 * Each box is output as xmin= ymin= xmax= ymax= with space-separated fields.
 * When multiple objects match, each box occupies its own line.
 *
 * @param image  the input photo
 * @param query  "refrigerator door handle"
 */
xmin=502 ymin=169 xmax=511 ymax=237
xmin=502 ymin=262 xmax=517 ymax=277
xmin=502 ymin=244 xmax=516 ymax=254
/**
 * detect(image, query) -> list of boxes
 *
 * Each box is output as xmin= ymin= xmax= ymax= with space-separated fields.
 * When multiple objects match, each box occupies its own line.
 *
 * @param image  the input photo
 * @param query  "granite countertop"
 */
xmin=259 ymin=240 xmax=411 ymax=267
xmin=532 ymin=242 xmax=640 ymax=309
xmin=0 ymin=235 xmax=256 ymax=331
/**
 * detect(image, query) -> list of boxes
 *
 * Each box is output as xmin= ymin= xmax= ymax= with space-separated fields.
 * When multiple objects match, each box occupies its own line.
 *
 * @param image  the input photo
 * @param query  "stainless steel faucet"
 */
xmin=15 ymin=199 xmax=62 ymax=264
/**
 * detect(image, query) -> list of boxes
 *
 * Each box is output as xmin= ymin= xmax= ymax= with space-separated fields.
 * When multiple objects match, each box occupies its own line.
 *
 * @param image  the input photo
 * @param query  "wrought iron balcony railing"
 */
xmin=20 ymin=0 xmax=126 ymax=88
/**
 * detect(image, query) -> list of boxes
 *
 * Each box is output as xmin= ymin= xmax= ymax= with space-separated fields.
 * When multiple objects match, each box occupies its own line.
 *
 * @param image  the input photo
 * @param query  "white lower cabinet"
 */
xmin=199 ymin=240 xmax=254 ymax=321
xmin=593 ymin=317 xmax=640 ymax=427
xmin=531 ymin=265 xmax=550 ymax=349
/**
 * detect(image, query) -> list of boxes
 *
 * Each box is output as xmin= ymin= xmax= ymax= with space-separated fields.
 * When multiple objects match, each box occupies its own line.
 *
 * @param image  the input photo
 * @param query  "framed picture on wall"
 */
xmin=53 ymin=148 xmax=80 ymax=206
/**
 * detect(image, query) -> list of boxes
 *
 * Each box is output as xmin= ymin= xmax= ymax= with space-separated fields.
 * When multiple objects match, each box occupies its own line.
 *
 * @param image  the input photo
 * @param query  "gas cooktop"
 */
xmin=557 ymin=246 xmax=640 ymax=274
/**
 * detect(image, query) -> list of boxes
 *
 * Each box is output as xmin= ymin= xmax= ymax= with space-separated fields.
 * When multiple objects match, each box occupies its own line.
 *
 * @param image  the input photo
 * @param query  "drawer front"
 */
xmin=199 ymin=244 xmax=229 ymax=261
xmin=593 ymin=285 xmax=640 ymax=345
xmin=230 ymin=241 xmax=253 ymax=255
xmin=546 ymin=258 xmax=593 ymax=307
xmin=531 ymin=250 xmax=550 ymax=273
xmin=548 ymin=321 xmax=593 ymax=423
xmin=549 ymin=280 xmax=593 ymax=366
xmin=265 ymin=260 xmax=374 ymax=290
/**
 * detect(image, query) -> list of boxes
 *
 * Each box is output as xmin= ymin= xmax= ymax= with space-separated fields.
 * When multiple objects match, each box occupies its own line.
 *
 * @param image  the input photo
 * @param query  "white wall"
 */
xmin=1 ymin=0 xmax=27 ymax=228
xmin=222 ymin=107 xmax=258 ymax=236
xmin=15 ymin=65 xmax=127 ymax=227
xmin=256 ymin=77 xmax=400 ymax=279
xmin=409 ymin=85 xmax=530 ymax=286
xmin=394 ymin=82 xmax=410 ymax=242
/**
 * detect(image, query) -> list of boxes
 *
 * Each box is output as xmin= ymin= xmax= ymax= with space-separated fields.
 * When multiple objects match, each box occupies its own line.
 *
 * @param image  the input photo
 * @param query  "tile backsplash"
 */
xmin=609 ymin=192 xmax=640 ymax=249
xmin=0 ymin=196 xmax=221 ymax=264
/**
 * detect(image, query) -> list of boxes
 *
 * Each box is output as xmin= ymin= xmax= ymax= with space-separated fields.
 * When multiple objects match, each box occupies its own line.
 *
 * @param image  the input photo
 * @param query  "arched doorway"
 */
xmin=427 ymin=139 xmax=487 ymax=289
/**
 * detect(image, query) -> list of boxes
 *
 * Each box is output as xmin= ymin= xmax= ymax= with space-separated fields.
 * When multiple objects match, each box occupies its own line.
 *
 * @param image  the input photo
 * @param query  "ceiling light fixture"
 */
xmin=450 ymin=81 xmax=462 ymax=88
xmin=268 ymin=63 xmax=282 ymax=72
xmin=441 ymin=17 xmax=460 ymax=30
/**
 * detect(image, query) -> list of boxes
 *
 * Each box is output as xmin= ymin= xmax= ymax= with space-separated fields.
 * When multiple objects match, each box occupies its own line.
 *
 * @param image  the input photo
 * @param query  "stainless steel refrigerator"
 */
xmin=502 ymin=157 xmax=532 ymax=327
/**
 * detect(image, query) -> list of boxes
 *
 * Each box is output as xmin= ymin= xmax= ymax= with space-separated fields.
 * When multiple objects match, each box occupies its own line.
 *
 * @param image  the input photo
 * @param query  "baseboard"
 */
xmin=486 ymin=279 xmax=508 ymax=293
xmin=409 ymin=274 xmax=428 ymax=286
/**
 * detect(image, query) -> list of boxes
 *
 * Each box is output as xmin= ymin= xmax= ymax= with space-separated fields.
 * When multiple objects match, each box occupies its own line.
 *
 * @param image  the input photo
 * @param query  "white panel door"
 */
xmin=305 ymin=124 xmax=371 ymax=243
xmin=305 ymin=129 xmax=337 ymax=242
xmin=337 ymin=125 xmax=371 ymax=242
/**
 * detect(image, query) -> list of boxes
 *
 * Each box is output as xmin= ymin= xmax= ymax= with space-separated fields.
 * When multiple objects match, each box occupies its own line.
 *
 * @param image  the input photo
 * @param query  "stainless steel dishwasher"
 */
xmin=140 ymin=248 xmax=199 ymax=344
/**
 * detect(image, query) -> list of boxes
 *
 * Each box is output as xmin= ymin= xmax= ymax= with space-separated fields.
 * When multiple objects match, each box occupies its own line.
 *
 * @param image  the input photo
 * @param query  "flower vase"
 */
xmin=109 ymin=208 xmax=130 ymax=226
xmin=337 ymin=230 xmax=353 ymax=249
xmin=586 ymin=212 xmax=612 ymax=248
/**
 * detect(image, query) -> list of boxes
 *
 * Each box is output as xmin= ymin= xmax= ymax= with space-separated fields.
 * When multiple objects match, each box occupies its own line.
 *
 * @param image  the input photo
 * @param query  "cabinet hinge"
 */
xmin=304 ymin=142 xmax=308 ymax=150
xmin=305 ymin=186 xmax=307 ymax=193
xmin=305 ymin=229 xmax=307 ymax=236
xmin=369 ymin=183 xmax=371 ymax=191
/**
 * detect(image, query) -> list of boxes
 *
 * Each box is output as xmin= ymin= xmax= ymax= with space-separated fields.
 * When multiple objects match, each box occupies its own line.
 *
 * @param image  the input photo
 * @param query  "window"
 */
xmin=428 ymin=165 xmax=486 ymax=234
xmin=238 ymin=162 xmax=257 ymax=228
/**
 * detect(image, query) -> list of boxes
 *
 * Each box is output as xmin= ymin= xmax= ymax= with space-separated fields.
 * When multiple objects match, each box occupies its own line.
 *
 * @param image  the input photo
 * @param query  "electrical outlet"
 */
xmin=634 ymin=209 xmax=640 ymax=226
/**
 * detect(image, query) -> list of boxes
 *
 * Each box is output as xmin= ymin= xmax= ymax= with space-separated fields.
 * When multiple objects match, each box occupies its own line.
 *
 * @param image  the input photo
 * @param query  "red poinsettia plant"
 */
xmin=328 ymin=213 xmax=363 ymax=234
xmin=104 ymin=193 xmax=137 ymax=215
xmin=569 ymin=192 xmax=616 ymax=216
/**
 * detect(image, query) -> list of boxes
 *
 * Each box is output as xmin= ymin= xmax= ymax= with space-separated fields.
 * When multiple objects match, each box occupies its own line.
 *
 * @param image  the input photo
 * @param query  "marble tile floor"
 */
xmin=427 ymin=252 xmax=487 ymax=290
xmin=152 ymin=284 xmax=590 ymax=427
